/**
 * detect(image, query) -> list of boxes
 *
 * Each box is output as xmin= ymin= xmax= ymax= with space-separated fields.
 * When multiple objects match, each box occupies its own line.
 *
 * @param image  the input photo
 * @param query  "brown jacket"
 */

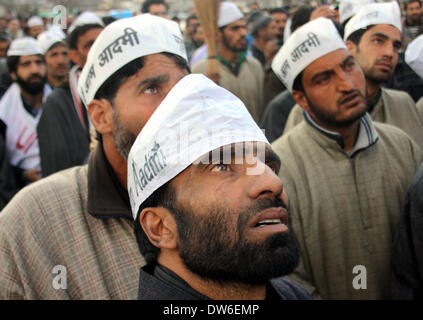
xmin=283 ymin=88 xmax=423 ymax=149
xmin=272 ymin=119 xmax=423 ymax=299
xmin=0 ymin=144 xmax=144 ymax=299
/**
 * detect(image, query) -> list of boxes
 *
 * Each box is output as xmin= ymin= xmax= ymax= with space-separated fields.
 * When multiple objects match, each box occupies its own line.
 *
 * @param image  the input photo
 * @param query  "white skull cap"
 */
xmin=28 ymin=16 xmax=43 ymax=27
xmin=272 ymin=18 xmax=346 ymax=92
xmin=78 ymin=14 xmax=187 ymax=106
xmin=344 ymin=1 xmax=402 ymax=41
xmin=68 ymin=11 xmax=104 ymax=34
xmin=37 ymin=26 xmax=66 ymax=54
xmin=128 ymin=73 xmax=268 ymax=219
xmin=405 ymin=34 xmax=423 ymax=79
xmin=218 ymin=1 xmax=244 ymax=27
xmin=7 ymin=37 xmax=43 ymax=56
xmin=339 ymin=0 xmax=375 ymax=25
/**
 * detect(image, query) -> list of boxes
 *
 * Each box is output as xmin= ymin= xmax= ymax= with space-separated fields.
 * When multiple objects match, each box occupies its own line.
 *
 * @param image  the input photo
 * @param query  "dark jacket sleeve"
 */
xmin=0 ymin=120 xmax=19 ymax=210
xmin=260 ymin=90 xmax=296 ymax=143
xmin=391 ymin=163 xmax=423 ymax=299
xmin=37 ymin=87 xmax=90 ymax=178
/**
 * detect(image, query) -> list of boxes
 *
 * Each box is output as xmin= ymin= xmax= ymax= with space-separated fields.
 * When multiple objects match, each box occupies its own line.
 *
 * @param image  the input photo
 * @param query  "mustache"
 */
xmin=336 ymin=89 xmax=364 ymax=107
xmin=238 ymin=197 xmax=288 ymax=230
xmin=27 ymin=74 xmax=44 ymax=82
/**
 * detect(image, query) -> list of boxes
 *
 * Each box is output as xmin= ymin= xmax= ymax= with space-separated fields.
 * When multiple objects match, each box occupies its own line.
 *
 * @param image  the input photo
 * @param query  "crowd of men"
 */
xmin=0 ymin=0 xmax=423 ymax=300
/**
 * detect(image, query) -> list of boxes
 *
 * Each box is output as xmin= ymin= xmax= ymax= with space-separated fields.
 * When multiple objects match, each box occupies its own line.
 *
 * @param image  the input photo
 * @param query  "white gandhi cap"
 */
xmin=272 ymin=18 xmax=346 ymax=93
xmin=405 ymin=34 xmax=423 ymax=79
xmin=339 ymin=0 xmax=375 ymax=25
xmin=77 ymin=14 xmax=187 ymax=106
xmin=68 ymin=11 xmax=104 ymax=34
xmin=218 ymin=1 xmax=244 ymax=27
xmin=128 ymin=74 xmax=268 ymax=219
xmin=344 ymin=1 xmax=402 ymax=41
xmin=7 ymin=37 xmax=43 ymax=56
xmin=37 ymin=26 xmax=66 ymax=54
xmin=28 ymin=16 xmax=43 ymax=27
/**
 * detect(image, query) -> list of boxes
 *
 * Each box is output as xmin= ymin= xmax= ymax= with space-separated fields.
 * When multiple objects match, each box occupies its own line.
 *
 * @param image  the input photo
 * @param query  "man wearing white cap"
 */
xmin=284 ymin=2 xmax=423 ymax=150
xmin=0 ymin=37 xmax=50 ymax=188
xmin=0 ymin=14 xmax=189 ymax=299
xmin=271 ymin=17 xmax=423 ymax=299
xmin=129 ymin=73 xmax=310 ymax=300
xmin=36 ymin=12 xmax=103 ymax=178
xmin=339 ymin=0 xmax=375 ymax=27
xmin=37 ymin=27 xmax=69 ymax=88
xmin=405 ymin=33 xmax=423 ymax=118
xmin=192 ymin=1 xmax=265 ymax=123
xmin=27 ymin=16 xmax=45 ymax=38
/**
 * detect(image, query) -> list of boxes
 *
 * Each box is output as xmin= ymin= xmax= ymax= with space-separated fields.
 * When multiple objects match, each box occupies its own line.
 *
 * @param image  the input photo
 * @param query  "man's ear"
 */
xmin=292 ymin=89 xmax=311 ymax=114
xmin=68 ymin=49 xmax=82 ymax=67
xmin=88 ymin=99 xmax=113 ymax=135
xmin=139 ymin=207 xmax=178 ymax=250
xmin=9 ymin=71 xmax=16 ymax=81
xmin=345 ymin=40 xmax=357 ymax=56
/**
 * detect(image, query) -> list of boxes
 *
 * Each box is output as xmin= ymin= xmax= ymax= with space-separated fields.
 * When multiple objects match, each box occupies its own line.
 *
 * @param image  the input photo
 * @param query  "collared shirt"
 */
xmin=216 ymin=50 xmax=248 ymax=76
xmin=303 ymin=110 xmax=379 ymax=158
xmin=87 ymin=139 xmax=132 ymax=220
xmin=21 ymin=94 xmax=40 ymax=117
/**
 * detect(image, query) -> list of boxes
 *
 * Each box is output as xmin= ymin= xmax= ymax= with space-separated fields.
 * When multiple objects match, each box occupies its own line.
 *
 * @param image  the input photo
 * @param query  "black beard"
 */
xmin=172 ymin=197 xmax=300 ymax=285
xmin=305 ymin=89 xmax=368 ymax=129
xmin=16 ymin=73 xmax=46 ymax=95
xmin=222 ymin=33 xmax=248 ymax=53
xmin=112 ymin=108 xmax=137 ymax=160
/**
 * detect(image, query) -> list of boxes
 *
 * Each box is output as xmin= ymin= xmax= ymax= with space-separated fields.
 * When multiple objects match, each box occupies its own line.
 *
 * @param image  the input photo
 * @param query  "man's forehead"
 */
xmin=19 ymin=54 xmax=43 ymax=63
xmin=304 ymin=49 xmax=350 ymax=76
xmin=227 ymin=18 xmax=247 ymax=28
xmin=364 ymin=24 xmax=401 ymax=40
xmin=78 ymin=27 xmax=103 ymax=43
xmin=47 ymin=43 xmax=67 ymax=53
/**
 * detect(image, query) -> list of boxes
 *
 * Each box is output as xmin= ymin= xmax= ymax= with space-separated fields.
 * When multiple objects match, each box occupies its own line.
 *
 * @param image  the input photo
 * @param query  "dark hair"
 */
xmin=67 ymin=23 xmax=103 ymax=50
xmin=346 ymin=25 xmax=375 ymax=45
xmin=6 ymin=54 xmax=43 ymax=73
xmin=292 ymin=71 xmax=304 ymax=93
xmin=141 ymin=0 xmax=169 ymax=14
xmin=102 ymin=16 xmax=117 ymax=26
xmin=405 ymin=0 xmax=422 ymax=10
xmin=186 ymin=14 xmax=198 ymax=25
xmin=134 ymin=182 xmax=174 ymax=264
xmin=290 ymin=6 xmax=313 ymax=33
xmin=248 ymin=10 xmax=273 ymax=38
xmin=46 ymin=41 xmax=66 ymax=53
xmin=269 ymin=7 xmax=288 ymax=15
xmin=94 ymin=52 xmax=190 ymax=104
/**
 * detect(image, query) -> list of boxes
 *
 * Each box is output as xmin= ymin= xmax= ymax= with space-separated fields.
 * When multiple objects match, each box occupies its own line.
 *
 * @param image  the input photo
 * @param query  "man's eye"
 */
xmin=211 ymin=164 xmax=229 ymax=172
xmin=315 ymin=76 xmax=329 ymax=85
xmin=144 ymin=86 xmax=158 ymax=94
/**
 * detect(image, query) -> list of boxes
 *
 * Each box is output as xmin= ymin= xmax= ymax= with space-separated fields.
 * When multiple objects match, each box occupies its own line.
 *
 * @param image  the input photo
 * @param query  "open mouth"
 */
xmin=249 ymin=207 xmax=288 ymax=233
xmin=255 ymin=218 xmax=283 ymax=228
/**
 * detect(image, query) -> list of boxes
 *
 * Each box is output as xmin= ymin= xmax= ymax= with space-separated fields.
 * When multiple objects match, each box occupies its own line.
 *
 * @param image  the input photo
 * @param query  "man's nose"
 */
xmin=247 ymin=163 xmax=284 ymax=201
xmin=336 ymin=71 xmax=355 ymax=92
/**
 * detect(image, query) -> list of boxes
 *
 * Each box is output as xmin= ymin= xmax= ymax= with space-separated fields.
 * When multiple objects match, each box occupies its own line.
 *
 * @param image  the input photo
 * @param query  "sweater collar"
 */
xmin=216 ymin=50 xmax=248 ymax=76
xmin=303 ymin=110 xmax=379 ymax=158
xmin=87 ymin=141 xmax=132 ymax=220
